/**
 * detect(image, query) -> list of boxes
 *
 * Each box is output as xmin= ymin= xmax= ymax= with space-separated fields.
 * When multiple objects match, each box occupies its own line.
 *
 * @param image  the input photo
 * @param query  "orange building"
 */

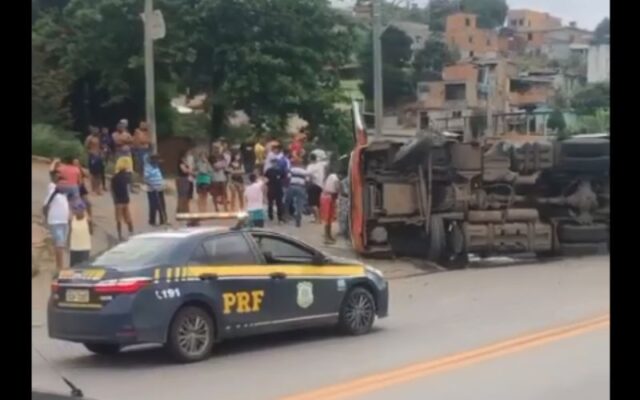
xmin=507 ymin=9 xmax=562 ymax=31
xmin=445 ymin=13 xmax=499 ymax=59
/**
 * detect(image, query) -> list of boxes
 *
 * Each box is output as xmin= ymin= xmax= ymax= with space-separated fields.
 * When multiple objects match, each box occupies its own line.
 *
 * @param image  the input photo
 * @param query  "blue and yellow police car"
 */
xmin=48 ymin=213 xmax=389 ymax=363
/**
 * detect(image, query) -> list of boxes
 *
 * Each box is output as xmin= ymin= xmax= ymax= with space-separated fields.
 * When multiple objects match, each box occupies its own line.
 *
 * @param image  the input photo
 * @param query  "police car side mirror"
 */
xmin=312 ymin=253 xmax=325 ymax=266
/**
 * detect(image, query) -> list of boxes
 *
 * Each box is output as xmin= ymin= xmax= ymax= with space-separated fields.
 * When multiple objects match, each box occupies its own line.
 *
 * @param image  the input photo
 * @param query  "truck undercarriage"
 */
xmin=351 ymin=132 xmax=610 ymax=266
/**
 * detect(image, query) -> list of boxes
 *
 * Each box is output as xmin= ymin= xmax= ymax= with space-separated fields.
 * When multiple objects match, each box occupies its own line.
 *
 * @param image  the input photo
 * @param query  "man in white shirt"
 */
xmin=305 ymin=153 xmax=327 ymax=223
xmin=43 ymin=177 xmax=71 ymax=270
xmin=244 ymin=174 xmax=266 ymax=227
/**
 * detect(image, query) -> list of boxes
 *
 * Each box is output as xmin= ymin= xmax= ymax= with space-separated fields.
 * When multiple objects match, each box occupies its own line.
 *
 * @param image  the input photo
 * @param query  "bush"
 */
xmin=32 ymin=124 xmax=85 ymax=163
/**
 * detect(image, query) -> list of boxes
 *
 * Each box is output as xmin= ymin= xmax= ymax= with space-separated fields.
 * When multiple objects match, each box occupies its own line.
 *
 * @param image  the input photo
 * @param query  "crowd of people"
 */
xmin=42 ymin=120 xmax=350 ymax=271
xmin=173 ymin=132 xmax=349 ymax=244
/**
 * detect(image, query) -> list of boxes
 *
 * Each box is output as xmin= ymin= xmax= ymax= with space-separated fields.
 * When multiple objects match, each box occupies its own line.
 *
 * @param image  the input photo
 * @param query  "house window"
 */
xmin=527 ymin=33 xmax=533 ymax=41
xmin=465 ymin=18 xmax=471 ymax=27
xmin=469 ymin=51 xmax=475 ymax=57
xmin=510 ymin=19 xmax=517 ymax=27
xmin=468 ymin=36 xmax=473 ymax=44
xmin=452 ymin=111 xmax=462 ymax=118
xmin=519 ymin=19 xmax=524 ymax=26
xmin=445 ymin=83 xmax=467 ymax=101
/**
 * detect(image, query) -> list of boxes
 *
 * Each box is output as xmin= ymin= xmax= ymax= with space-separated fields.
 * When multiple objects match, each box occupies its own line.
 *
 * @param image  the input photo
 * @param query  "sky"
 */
xmin=331 ymin=0 xmax=610 ymax=31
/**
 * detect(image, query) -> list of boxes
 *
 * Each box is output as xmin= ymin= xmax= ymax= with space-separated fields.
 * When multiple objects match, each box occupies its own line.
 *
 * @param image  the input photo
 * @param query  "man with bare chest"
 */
xmin=133 ymin=121 xmax=152 ymax=177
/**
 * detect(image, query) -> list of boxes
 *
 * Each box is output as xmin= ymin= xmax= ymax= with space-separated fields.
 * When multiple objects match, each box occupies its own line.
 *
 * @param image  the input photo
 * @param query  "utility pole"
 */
xmin=372 ymin=0 xmax=383 ymax=138
xmin=485 ymin=66 xmax=493 ymax=137
xmin=143 ymin=0 xmax=157 ymax=154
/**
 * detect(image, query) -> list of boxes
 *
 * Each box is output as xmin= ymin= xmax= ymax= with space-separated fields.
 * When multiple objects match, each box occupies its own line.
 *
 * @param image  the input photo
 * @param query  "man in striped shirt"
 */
xmin=144 ymin=154 xmax=168 ymax=226
xmin=287 ymin=158 xmax=311 ymax=228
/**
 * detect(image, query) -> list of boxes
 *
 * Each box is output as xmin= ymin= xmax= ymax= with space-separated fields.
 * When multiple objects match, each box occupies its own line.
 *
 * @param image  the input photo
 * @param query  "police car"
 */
xmin=48 ymin=214 xmax=389 ymax=363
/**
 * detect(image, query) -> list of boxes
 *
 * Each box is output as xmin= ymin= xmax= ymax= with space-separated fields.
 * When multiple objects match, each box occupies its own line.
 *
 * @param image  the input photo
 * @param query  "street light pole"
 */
xmin=372 ymin=0 xmax=383 ymax=138
xmin=144 ymin=0 xmax=157 ymax=154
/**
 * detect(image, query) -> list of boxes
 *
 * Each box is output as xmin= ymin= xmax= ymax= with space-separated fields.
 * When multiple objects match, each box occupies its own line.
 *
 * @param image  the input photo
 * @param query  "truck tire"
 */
xmin=560 ymin=242 xmax=608 ymax=257
xmin=561 ymin=139 xmax=610 ymax=158
xmin=558 ymin=223 xmax=609 ymax=243
xmin=557 ymin=156 xmax=609 ymax=173
xmin=427 ymin=215 xmax=446 ymax=263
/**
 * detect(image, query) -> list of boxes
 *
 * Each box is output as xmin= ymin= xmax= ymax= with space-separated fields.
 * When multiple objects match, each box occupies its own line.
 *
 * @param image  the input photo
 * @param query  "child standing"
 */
xmin=144 ymin=154 xmax=168 ymax=226
xmin=68 ymin=202 xmax=92 ymax=267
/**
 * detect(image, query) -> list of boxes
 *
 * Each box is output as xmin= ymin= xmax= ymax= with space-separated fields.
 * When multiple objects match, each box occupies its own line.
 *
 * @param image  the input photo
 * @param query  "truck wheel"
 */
xmin=166 ymin=306 xmax=215 ymax=363
xmin=338 ymin=287 xmax=376 ymax=336
xmin=561 ymin=139 xmax=610 ymax=158
xmin=560 ymin=242 xmax=608 ymax=257
xmin=427 ymin=215 xmax=446 ymax=263
xmin=445 ymin=221 xmax=468 ymax=269
xmin=558 ymin=223 xmax=608 ymax=243
xmin=84 ymin=343 xmax=121 ymax=356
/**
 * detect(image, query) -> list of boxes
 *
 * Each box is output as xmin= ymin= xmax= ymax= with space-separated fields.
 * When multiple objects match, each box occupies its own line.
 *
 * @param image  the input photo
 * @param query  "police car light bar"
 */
xmin=175 ymin=211 xmax=249 ymax=221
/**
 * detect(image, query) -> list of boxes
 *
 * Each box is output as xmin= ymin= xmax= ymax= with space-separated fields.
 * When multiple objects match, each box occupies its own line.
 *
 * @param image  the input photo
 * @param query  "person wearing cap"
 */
xmin=68 ymin=200 xmax=92 ymax=267
xmin=144 ymin=154 xmax=168 ymax=226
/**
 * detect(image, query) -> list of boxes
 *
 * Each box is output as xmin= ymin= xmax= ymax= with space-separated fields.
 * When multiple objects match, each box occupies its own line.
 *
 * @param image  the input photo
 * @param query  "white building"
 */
xmin=587 ymin=44 xmax=610 ymax=83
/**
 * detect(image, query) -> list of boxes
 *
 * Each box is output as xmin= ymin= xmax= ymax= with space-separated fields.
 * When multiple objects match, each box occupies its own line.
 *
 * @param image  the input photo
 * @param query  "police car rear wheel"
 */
xmin=83 ymin=343 xmax=121 ymax=356
xmin=339 ymin=287 xmax=376 ymax=335
xmin=167 ymin=306 xmax=215 ymax=363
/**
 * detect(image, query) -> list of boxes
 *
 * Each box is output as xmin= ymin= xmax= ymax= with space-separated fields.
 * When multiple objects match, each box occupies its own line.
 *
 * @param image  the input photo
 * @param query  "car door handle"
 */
xmin=270 ymin=272 xmax=286 ymax=280
xmin=199 ymin=273 xmax=218 ymax=281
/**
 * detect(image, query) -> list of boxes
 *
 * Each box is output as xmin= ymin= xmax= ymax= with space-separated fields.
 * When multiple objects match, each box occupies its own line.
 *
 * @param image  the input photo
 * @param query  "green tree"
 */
xmin=358 ymin=25 xmax=414 ymax=107
xmin=460 ymin=0 xmax=508 ymax=29
xmin=428 ymin=0 xmax=460 ymax=32
xmin=593 ymin=17 xmax=610 ymax=44
xmin=571 ymin=83 xmax=610 ymax=115
xmin=31 ymin=0 xmax=354 ymax=149
xmin=412 ymin=35 xmax=460 ymax=82
xmin=175 ymin=0 xmax=355 ymax=141
xmin=547 ymin=109 xmax=566 ymax=133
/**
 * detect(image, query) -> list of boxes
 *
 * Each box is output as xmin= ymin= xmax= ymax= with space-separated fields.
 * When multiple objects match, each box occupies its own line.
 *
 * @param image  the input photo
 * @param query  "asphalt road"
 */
xmin=32 ymin=255 xmax=610 ymax=400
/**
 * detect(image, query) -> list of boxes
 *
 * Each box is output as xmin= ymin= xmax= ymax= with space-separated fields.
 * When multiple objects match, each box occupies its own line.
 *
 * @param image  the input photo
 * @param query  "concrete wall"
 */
xmin=587 ymin=44 xmax=610 ymax=83
xmin=445 ymin=13 xmax=499 ymax=58
xmin=507 ymin=9 xmax=562 ymax=31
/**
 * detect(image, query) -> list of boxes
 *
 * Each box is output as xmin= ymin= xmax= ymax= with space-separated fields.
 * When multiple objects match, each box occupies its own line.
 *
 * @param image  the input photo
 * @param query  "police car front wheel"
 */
xmin=338 ymin=287 xmax=376 ymax=335
xmin=166 ymin=306 xmax=215 ymax=363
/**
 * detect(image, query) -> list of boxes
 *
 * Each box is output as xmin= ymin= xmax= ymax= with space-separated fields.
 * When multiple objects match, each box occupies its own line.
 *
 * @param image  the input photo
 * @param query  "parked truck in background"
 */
xmin=348 ymin=102 xmax=610 ymax=266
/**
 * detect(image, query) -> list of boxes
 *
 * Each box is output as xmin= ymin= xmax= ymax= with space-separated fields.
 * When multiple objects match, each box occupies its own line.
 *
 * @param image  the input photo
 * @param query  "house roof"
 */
xmin=518 ymin=26 xmax=593 ymax=35
xmin=389 ymin=21 xmax=430 ymax=40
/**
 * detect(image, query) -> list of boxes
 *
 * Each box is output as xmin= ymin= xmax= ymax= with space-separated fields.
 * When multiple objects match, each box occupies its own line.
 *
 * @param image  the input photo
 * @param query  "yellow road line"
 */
xmin=280 ymin=313 xmax=610 ymax=400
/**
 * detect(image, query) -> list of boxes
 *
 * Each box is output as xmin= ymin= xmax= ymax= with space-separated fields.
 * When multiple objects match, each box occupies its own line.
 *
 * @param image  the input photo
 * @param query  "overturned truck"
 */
xmin=348 ymin=105 xmax=610 ymax=266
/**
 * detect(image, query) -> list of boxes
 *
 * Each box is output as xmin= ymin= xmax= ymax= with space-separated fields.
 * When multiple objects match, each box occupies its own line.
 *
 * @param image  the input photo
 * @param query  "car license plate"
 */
xmin=65 ymin=289 xmax=90 ymax=303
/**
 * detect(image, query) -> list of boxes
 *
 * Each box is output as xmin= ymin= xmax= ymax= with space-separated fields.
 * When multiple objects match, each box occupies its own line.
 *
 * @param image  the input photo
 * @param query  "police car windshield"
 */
xmin=91 ymin=237 xmax=180 ymax=268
